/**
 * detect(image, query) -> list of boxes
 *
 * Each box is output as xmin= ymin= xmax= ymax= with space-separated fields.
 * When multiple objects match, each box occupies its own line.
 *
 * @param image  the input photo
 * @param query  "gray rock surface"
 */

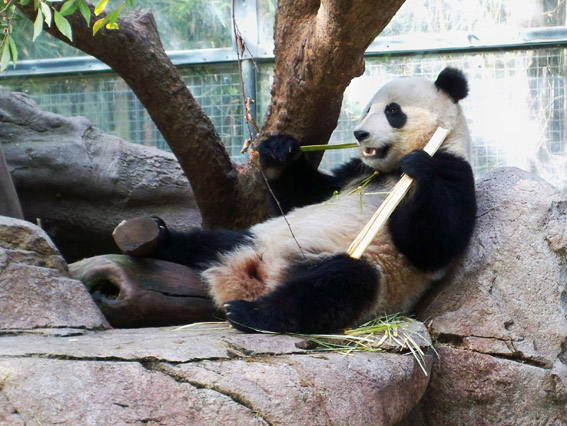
xmin=0 ymin=324 xmax=433 ymax=426
xmin=0 ymin=215 xmax=109 ymax=330
xmin=1 ymin=155 xmax=566 ymax=424
xmin=0 ymin=89 xmax=201 ymax=262
xmin=411 ymin=167 xmax=567 ymax=425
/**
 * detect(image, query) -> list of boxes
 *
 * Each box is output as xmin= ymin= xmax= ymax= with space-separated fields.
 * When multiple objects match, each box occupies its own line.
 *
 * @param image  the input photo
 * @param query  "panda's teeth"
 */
xmin=364 ymin=148 xmax=378 ymax=157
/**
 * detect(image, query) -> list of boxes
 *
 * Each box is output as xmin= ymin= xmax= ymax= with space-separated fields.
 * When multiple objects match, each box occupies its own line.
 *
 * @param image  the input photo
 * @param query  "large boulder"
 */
xmin=411 ymin=167 xmax=567 ymax=424
xmin=0 ymin=215 xmax=109 ymax=331
xmin=0 ymin=323 xmax=433 ymax=425
xmin=0 ymin=90 xmax=201 ymax=262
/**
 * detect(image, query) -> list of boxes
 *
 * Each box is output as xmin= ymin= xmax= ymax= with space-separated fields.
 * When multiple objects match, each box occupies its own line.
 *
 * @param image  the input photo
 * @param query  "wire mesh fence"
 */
xmin=1 ymin=63 xmax=248 ymax=162
xmin=1 ymin=47 xmax=567 ymax=191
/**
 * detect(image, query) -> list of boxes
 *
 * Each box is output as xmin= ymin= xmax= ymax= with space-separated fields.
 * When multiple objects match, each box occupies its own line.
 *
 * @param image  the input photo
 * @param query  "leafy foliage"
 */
xmin=0 ymin=0 xmax=135 ymax=71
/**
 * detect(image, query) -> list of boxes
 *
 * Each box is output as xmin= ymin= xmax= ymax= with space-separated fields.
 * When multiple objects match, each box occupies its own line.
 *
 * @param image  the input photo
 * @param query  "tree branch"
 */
xmin=16 ymin=3 xmax=270 ymax=229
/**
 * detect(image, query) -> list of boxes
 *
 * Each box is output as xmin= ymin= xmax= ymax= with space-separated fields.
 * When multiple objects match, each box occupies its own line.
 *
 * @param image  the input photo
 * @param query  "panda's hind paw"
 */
xmin=224 ymin=299 xmax=286 ymax=333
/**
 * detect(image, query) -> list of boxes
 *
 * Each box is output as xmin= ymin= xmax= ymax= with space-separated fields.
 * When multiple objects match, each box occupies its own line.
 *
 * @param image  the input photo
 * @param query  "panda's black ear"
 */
xmin=435 ymin=67 xmax=469 ymax=103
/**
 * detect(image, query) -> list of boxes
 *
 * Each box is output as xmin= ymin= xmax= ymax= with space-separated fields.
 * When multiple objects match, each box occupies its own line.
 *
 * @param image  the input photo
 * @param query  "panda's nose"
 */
xmin=354 ymin=130 xmax=370 ymax=142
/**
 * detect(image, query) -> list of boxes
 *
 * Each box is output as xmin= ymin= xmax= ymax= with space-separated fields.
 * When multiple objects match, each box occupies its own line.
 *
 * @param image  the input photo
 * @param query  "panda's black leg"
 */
xmin=224 ymin=254 xmax=380 ymax=334
xmin=113 ymin=216 xmax=252 ymax=270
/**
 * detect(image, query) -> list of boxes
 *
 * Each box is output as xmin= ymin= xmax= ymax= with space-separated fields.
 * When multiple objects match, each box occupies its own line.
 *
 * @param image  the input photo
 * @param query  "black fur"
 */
xmin=225 ymin=254 xmax=380 ymax=333
xmin=152 ymin=224 xmax=253 ymax=271
xmin=259 ymin=135 xmax=374 ymax=213
xmin=385 ymin=102 xmax=407 ymax=129
xmin=435 ymin=67 xmax=469 ymax=103
xmin=389 ymin=149 xmax=477 ymax=271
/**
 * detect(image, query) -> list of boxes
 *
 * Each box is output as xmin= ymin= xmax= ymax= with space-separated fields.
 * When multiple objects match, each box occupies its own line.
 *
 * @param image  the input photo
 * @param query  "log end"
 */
xmin=112 ymin=216 xmax=162 ymax=256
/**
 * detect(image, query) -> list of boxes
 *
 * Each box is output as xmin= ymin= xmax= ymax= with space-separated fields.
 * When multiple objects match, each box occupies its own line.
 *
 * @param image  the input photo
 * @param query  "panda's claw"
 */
xmin=224 ymin=300 xmax=263 ymax=333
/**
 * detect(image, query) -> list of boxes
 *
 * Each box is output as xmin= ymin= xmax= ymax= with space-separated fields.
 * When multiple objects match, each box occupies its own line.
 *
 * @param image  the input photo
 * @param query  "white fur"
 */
xmin=354 ymin=76 xmax=470 ymax=172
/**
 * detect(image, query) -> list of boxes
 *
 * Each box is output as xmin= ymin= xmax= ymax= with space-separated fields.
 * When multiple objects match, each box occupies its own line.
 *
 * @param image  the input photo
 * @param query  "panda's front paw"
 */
xmin=399 ymin=149 xmax=435 ymax=180
xmin=258 ymin=135 xmax=302 ymax=179
xmin=224 ymin=299 xmax=287 ymax=333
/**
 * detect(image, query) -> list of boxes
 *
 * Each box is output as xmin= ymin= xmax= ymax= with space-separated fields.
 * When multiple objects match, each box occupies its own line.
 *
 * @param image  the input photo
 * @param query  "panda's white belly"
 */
xmin=203 ymin=174 xmax=438 ymax=315
xmin=251 ymin=176 xmax=395 ymax=263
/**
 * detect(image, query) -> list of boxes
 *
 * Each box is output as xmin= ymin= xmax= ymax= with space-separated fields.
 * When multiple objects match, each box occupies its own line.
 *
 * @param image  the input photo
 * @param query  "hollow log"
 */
xmin=69 ymin=255 xmax=220 ymax=328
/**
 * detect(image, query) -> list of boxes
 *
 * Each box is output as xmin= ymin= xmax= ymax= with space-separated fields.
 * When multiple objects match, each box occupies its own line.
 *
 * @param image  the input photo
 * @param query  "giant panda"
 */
xmin=115 ymin=67 xmax=477 ymax=334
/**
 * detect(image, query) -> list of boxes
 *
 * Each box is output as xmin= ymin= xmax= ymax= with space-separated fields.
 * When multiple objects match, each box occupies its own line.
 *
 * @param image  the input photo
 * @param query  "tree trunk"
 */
xmin=16 ymin=1 xmax=404 ymax=228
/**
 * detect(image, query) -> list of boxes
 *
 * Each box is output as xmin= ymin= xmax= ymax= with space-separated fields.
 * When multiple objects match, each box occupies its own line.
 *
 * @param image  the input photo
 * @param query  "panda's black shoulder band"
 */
xmin=435 ymin=67 xmax=469 ymax=103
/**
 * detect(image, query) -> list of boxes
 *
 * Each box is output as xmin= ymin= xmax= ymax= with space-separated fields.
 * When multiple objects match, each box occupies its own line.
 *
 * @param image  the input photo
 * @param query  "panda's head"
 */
xmin=353 ymin=67 xmax=471 ymax=172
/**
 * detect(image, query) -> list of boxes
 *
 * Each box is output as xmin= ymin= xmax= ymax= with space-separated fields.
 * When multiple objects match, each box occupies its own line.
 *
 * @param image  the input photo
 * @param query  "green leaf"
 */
xmin=60 ymin=0 xmax=78 ymax=16
xmin=94 ymin=0 xmax=109 ymax=16
xmin=32 ymin=8 xmax=44 ymax=41
xmin=54 ymin=10 xmax=73 ymax=41
xmin=40 ymin=1 xmax=52 ymax=27
xmin=20 ymin=0 xmax=32 ymax=6
xmin=105 ymin=8 xmax=119 ymax=24
xmin=8 ymin=35 xmax=18 ymax=68
xmin=77 ymin=0 xmax=90 ymax=26
xmin=92 ymin=17 xmax=106 ymax=35
xmin=1 ymin=42 xmax=10 ymax=73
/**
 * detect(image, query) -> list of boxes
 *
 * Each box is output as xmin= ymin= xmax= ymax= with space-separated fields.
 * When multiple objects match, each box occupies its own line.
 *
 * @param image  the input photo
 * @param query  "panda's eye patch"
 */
xmin=385 ymin=103 xmax=401 ymax=115
xmin=384 ymin=102 xmax=407 ymax=129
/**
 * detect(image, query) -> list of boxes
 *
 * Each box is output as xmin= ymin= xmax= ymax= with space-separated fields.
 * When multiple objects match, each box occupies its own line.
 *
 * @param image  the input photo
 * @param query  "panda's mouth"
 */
xmin=362 ymin=144 xmax=391 ymax=159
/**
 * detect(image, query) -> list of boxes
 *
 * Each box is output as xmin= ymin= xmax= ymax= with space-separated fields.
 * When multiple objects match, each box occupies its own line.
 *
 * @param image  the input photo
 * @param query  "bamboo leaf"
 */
xmin=105 ymin=8 xmax=119 ymax=24
xmin=0 ymin=42 xmax=10 ymax=72
xmin=92 ymin=17 xmax=106 ymax=35
xmin=32 ymin=8 xmax=44 ymax=41
xmin=8 ymin=35 xmax=17 ymax=67
xmin=94 ymin=0 xmax=109 ymax=16
xmin=40 ymin=1 xmax=52 ymax=27
xmin=20 ymin=0 xmax=32 ymax=6
xmin=77 ymin=0 xmax=90 ymax=26
xmin=60 ymin=0 xmax=78 ymax=16
xmin=54 ymin=10 xmax=73 ymax=41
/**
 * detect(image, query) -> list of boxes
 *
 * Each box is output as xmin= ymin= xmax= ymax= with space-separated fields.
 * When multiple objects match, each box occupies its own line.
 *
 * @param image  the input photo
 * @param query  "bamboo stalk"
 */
xmin=299 ymin=142 xmax=358 ymax=152
xmin=346 ymin=127 xmax=450 ymax=259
